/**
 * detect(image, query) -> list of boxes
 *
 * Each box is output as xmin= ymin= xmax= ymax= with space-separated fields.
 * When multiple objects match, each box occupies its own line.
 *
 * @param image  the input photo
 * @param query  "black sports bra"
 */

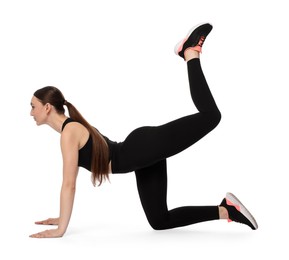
xmin=61 ymin=118 xmax=114 ymax=172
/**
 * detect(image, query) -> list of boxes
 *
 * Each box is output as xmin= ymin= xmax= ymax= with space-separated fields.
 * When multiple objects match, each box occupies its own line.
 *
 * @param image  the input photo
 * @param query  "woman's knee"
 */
xmin=146 ymin=214 xmax=168 ymax=230
xmin=148 ymin=220 xmax=166 ymax=230
xmin=213 ymin=109 xmax=222 ymax=126
xmin=206 ymin=109 xmax=221 ymax=129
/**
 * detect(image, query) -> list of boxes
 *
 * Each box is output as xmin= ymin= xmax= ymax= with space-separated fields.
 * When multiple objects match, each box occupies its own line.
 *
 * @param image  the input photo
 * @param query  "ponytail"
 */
xmin=65 ymin=101 xmax=110 ymax=186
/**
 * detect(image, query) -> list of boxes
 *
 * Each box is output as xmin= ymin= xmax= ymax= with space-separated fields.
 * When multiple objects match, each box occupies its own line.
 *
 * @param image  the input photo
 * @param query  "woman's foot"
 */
xmin=174 ymin=23 xmax=213 ymax=60
xmin=220 ymin=192 xmax=258 ymax=230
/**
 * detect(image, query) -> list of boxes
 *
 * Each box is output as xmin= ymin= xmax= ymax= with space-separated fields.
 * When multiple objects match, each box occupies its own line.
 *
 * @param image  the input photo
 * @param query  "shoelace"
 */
xmin=197 ymin=36 xmax=206 ymax=47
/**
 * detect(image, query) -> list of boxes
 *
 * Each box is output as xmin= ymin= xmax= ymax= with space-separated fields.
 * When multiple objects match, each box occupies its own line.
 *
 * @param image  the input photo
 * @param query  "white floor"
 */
xmin=1 ymin=0 xmax=288 ymax=259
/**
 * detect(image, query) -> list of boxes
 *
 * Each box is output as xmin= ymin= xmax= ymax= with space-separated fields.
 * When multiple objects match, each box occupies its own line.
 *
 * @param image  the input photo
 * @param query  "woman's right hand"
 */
xmin=34 ymin=217 xmax=59 ymax=225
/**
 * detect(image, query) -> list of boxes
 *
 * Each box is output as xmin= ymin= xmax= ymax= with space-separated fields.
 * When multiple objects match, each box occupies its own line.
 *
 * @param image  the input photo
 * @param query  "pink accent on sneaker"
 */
xmin=226 ymin=198 xmax=241 ymax=223
xmin=194 ymin=36 xmax=206 ymax=53
xmin=194 ymin=45 xmax=202 ymax=53
xmin=226 ymin=198 xmax=241 ymax=211
xmin=176 ymin=37 xmax=188 ymax=54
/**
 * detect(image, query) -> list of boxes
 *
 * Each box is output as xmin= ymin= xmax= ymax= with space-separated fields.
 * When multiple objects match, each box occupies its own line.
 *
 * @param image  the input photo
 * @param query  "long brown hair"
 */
xmin=33 ymin=86 xmax=110 ymax=186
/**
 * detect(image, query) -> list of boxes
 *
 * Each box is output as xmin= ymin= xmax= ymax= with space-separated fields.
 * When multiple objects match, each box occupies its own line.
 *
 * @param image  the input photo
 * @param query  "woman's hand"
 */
xmin=30 ymin=218 xmax=64 ymax=238
xmin=34 ymin=217 xmax=59 ymax=225
xmin=29 ymin=228 xmax=64 ymax=238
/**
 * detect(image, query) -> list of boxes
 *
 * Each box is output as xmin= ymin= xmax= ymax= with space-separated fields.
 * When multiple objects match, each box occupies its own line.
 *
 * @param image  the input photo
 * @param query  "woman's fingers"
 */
xmin=34 ymin=218 xmax=58 ymax=225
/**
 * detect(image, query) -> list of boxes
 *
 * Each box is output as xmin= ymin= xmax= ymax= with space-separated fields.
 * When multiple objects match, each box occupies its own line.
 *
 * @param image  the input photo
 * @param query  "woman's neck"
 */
xmin=47 ymin=114 xmax=68 ymax=133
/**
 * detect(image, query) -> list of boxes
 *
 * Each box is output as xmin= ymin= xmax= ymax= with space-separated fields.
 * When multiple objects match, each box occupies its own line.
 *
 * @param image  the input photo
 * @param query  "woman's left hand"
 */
xmin=29 ymin=228 xmax=64 ymax=238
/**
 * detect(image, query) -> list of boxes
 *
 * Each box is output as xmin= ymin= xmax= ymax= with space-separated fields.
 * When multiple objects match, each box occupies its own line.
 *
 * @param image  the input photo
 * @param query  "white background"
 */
xmin=1 ymin=0 xmax=288 ymax=259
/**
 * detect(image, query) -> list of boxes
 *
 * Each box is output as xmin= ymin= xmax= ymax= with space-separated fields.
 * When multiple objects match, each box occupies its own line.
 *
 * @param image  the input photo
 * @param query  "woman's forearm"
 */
xmin=57 ymin=185 xmax=76 ymax=235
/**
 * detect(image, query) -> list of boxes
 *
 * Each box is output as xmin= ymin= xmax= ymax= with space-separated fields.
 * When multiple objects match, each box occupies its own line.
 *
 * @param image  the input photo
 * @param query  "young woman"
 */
xmin=29 ymin=23 xmax=258 ymax=238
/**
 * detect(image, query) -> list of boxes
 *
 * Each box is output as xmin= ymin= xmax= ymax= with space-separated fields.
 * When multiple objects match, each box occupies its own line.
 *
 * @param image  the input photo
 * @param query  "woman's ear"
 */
xmin=45 ymin=103 xmax=52 ymax=114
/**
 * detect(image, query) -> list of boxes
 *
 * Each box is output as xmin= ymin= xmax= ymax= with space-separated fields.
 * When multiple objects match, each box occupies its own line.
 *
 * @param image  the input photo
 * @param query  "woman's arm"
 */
xmin=30 ymin=125 xmax=79 ymax=238
xmin=58 ymin=128 xmax=79 ymax=235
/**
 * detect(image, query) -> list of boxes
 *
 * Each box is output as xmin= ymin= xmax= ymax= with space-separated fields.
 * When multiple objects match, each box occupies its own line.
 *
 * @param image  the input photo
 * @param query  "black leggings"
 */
xmin=112 ymin=58 xmax=221 ymax=230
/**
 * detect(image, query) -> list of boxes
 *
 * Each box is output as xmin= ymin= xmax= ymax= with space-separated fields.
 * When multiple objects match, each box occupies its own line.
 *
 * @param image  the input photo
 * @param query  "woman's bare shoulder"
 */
xmin=61 ymin=121 xmax=89 ymax=149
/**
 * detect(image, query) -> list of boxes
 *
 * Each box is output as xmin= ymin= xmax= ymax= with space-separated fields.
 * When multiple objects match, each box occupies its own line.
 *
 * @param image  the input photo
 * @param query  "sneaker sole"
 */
xmin=174 ymin=22 xmax=213 ymax=55
xmin=226 ymin=192 xmax=258 ymax=230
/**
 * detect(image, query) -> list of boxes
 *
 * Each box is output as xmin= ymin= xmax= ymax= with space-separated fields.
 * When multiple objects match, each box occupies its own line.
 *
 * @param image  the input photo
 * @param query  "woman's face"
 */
xmin=30 ymin=96 xmax=48 ymax=125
